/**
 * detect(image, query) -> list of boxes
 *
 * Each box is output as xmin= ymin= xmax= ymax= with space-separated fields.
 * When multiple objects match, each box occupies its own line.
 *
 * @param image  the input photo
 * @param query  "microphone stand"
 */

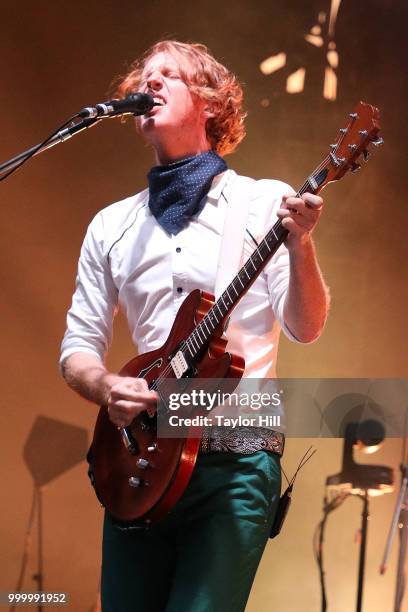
xmin=0 ymin=94 xmax=156 ymax=179
xmin=0 ymin=117 xmax=101 ymax=176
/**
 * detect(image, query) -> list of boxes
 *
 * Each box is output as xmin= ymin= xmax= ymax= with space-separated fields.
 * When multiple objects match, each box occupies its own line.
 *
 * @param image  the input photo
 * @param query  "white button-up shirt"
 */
xmin=60 ymin=170 xmax=299 ymax=378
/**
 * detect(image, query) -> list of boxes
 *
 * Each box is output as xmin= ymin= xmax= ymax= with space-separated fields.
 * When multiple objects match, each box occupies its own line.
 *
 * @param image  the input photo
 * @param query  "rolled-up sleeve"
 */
xmin=265 ymin=242 xmax=301 ymax=343
xmin=60 ymin=212 xmax=119 ymax=365
xmin=253 ymin=179 xmax=302 ymax=344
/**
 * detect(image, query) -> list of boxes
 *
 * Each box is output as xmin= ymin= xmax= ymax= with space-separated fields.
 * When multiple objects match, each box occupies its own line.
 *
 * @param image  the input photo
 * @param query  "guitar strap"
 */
xmin=214 ymin=173 xmax=255 ymax=298
xmin=213 ymin=172 xmax=295 ymax=541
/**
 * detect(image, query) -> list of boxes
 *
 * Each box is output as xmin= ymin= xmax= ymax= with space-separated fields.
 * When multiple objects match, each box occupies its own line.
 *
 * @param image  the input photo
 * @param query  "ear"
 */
xmin=203 ymin=106 xmax=216 ymax=119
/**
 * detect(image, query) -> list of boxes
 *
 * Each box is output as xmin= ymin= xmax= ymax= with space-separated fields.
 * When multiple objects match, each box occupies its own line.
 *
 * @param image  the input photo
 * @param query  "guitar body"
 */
xmin=90 ymin=289 xmax=245 ymax=525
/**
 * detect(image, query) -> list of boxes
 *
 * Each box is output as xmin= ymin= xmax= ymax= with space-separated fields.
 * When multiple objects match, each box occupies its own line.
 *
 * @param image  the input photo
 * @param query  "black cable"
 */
xmin=0 ymin=114 xmax=79 ymax=182
xmin=313 ymin=491 xmax=349 ymax=612
xmin=290 ymin=446 xmax=317 ymax=486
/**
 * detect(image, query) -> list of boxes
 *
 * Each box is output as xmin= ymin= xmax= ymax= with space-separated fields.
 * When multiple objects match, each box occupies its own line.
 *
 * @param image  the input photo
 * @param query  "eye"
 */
xmin=163 ymin=69 xmax=181 ymax=79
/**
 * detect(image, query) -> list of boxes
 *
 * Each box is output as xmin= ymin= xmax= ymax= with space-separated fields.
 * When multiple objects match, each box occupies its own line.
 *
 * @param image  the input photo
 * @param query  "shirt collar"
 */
xmin=206 ymin=169 xmax=236 ymax=204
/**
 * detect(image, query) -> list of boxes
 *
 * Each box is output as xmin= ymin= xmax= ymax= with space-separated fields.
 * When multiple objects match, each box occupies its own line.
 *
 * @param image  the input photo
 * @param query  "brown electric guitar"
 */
xmin=90 ymin=102 xmax=382 ymax=526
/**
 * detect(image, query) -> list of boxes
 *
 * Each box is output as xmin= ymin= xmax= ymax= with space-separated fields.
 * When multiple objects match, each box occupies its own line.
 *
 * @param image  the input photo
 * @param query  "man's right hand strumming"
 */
xmin=61 ymin=352 xmax=158 ymax=427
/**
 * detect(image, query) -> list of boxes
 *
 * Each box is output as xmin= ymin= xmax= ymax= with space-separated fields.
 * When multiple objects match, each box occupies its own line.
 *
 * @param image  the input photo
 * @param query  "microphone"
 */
xmin=78 ymin=93 xmax=157 ymax=119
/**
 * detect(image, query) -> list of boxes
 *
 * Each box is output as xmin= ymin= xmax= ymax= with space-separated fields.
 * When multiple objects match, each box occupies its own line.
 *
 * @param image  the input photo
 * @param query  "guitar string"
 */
xmin=144 ymin=125 xmax=368 ymax=416
xmin=148 ymin=142 xmax=358 ymax=399
xmin=185 ymin=152 xmax=334 ymax=350
xmin=148 ymin=154 xmax=335 ymax=396
xmin=184 ymin=158 xmax=330 ymax=354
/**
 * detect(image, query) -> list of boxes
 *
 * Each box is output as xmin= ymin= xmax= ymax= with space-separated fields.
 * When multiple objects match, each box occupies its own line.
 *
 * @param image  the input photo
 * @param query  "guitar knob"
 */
xmin=128 ymin=476 xmax=142 ymax=488
xmin=136 ymin=458 xmax=150 ymax=469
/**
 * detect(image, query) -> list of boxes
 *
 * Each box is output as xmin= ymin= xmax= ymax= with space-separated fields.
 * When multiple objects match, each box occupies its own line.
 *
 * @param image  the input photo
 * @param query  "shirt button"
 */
xmin=176 ymin=287 xmax=183 ymax=294
xmin=176 ymin=247 xmax=181 ymax=253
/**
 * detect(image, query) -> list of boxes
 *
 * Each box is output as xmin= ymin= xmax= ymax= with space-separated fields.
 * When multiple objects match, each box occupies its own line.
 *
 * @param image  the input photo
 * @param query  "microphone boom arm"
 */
xmin=0 ymin=117 xmax=101 ymax=176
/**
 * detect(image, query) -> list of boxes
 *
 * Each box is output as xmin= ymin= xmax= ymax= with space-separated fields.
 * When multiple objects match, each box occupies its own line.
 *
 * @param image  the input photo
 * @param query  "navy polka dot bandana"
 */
xmin=147 ymin=150 xmax=228 ymax=235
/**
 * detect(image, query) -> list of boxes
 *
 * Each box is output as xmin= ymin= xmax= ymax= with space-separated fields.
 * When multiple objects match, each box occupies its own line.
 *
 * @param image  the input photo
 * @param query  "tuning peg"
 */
xmin=349 ymin=113 xmax=358 ymax=120
xmin=351 ymin=162 xmax=361 ymax=173
xmin=363 ymin=149 xmax=370 ymax=161
xmin=339 ymin=128 xmax=347 ymax=134
xmin=372 ymin=136 xmax=384 ymax=147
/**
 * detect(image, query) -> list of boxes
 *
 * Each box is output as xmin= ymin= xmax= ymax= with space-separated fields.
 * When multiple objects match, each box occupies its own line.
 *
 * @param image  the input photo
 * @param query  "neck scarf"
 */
xmin=147 ymin=150 xmax=228 ymax=235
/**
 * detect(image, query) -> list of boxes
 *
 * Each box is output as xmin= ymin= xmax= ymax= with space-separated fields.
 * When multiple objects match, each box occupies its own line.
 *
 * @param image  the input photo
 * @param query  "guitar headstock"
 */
xmin=310 ymin=102 xmax=383 ymax=193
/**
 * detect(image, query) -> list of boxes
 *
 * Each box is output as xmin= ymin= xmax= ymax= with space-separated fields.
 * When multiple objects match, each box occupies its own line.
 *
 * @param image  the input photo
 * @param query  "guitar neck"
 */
xmin=182 ymin=163 xmax=331 ymax=359
xmin=182 ymin=100 xmax=383 ymax=359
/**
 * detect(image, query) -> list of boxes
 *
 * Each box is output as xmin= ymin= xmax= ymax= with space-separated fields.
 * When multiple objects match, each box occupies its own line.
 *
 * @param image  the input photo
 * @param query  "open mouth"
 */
xmin=153 ymin=95 xmax=166 ymax=106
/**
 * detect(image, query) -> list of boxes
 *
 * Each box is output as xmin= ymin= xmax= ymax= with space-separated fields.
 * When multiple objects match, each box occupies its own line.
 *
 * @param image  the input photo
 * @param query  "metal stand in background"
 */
xmin=323 ymin=419 xmax=393 ymax=612
xmin=380 ymin=463 xmax=408 ymax=611
xmin=356 ymin=491 xmax=369 ymax=612
xmin=9 ymin=416 xmax=88 ymax=612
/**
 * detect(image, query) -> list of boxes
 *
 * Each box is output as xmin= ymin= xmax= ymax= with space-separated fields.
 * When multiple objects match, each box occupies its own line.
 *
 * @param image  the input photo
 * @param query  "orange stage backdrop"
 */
xmin=1 ymin=1 xmax=407 ymax=610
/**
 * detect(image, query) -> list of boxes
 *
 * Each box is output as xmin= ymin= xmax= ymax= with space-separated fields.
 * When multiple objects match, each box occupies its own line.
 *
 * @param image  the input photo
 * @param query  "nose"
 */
xmin=146 ymin=71 xmax=163 ymax=92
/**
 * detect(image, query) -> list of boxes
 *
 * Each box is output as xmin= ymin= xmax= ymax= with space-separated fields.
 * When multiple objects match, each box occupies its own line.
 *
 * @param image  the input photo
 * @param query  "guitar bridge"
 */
xmin=170 ymin=351 xmax=189 ymax=378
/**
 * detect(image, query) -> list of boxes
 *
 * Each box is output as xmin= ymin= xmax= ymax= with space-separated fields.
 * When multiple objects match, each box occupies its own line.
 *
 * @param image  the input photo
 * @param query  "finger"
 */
xmin=108 ymin=400 xmax=157 ymax=421
xmin=280 ymin=216 xmax=306 ymax=235
xmin=110 ymin=388 xmax=158 ymax=403
xmin=110 ymin=414 xmax=133 ymax=428
xmin=117 ymin=377 xmax=150 ymax=392
xmin=108 ymin=403 xmax=144 ymax=428
xmin=107 ymin=409 xmax=133 ymax=428
xmin=282 ymin=192 xmax=297 ymax=204
xmin=277 ymin=202 xmax=321 ymax=228
xmin=302 ymin=193 xmax=323 ymax=211
xmin=281 ymin=195 xmax=303 ymax=212
xmin=278 ymin=202 xmax=304 ymax=216
xmin=277 ymin=207 xmax=313 ymax=226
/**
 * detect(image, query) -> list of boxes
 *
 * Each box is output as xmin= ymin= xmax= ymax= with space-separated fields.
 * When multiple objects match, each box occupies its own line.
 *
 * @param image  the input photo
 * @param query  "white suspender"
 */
xmin=214 ymin=173 xmax=255 ymax=298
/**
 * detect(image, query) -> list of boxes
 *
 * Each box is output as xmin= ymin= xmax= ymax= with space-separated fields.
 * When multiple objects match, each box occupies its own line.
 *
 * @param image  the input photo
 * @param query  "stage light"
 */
xmin=326 ymin=420 xmax=394 ymax=496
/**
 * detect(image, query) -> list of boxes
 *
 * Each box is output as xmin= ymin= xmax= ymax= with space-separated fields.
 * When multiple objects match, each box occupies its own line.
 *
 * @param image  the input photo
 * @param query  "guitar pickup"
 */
xmin=170 ymin=351 xmax=189 ymax=378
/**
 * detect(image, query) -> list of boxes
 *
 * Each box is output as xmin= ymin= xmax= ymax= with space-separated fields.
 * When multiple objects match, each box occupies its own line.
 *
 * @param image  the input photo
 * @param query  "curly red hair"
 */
xmin=115 ymin=40 xmax=246 ymax=156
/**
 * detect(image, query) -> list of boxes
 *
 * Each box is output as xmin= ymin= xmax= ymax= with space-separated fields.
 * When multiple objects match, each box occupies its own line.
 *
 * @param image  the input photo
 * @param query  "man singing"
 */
xmin=60 ymin=40 xmax=329 ymax=612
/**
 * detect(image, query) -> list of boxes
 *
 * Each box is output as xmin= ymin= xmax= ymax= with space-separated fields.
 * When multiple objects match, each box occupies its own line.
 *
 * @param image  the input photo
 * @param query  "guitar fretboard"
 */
xmin=183 ymin=165 xmax=329 ymax=360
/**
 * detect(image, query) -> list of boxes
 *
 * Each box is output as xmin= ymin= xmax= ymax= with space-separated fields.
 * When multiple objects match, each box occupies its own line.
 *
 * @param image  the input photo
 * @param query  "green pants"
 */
xmin=101 ymin=450 xmax=281 ymax=612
